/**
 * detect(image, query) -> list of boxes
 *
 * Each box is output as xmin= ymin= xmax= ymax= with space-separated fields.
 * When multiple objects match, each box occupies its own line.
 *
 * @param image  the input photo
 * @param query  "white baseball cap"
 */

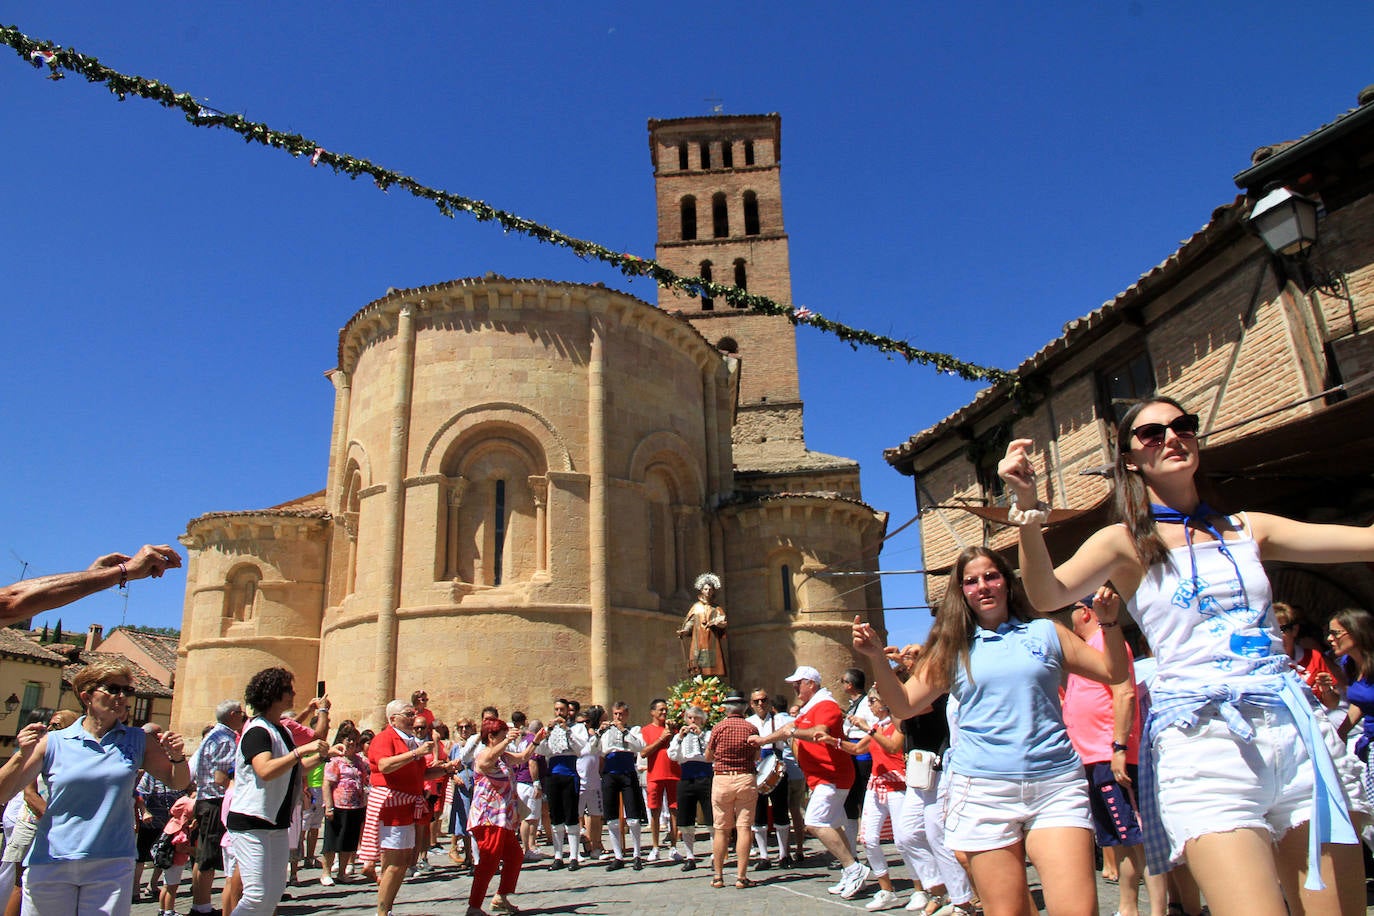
xmin=783 ymin=665 xmax=822 ymax=685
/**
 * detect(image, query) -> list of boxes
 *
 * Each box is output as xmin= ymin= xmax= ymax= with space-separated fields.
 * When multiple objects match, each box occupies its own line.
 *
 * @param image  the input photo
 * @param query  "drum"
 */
xmin=755 ymin=753 xmax=785 ymax=793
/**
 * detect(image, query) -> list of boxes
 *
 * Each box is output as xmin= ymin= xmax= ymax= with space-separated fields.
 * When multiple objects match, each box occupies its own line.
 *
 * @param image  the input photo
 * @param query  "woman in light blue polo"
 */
xmin=853 ymin=546 xmax=1128 ymax=916
xmin=0 ymin=657 xmax=189 ymax=916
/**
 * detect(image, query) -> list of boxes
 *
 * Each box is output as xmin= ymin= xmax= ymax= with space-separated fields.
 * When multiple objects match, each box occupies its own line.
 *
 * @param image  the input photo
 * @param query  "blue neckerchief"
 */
xmin=1149 ymin=502 xmax=1250 ymax=608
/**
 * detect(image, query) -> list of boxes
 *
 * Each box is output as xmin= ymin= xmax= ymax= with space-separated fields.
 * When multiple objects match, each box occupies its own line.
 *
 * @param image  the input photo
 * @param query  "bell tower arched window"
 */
xmin=680 ymin=196 xmax=697 ymax=241
xmin=743 ymin=191 xmax=760 ymax=236
xmin=712 ymin=193 xmax=728 ymax=238
xmin=699 ymin=261 xmax=714 ymax=310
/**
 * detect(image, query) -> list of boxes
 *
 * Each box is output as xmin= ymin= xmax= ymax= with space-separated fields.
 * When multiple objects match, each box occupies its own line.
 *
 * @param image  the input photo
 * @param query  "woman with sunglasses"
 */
xmin=1328 ymin=609 xmax=1374 ymax=813
xmin=1272 ymin=602 xmax=1341 ymax=708
xmin=997 ymin=396 xmax=1372 ymax=916
xmin=853 ymin=547 xmax=1127 ymax=916
xmin=0 ymin=659 xmax=189 ymax=915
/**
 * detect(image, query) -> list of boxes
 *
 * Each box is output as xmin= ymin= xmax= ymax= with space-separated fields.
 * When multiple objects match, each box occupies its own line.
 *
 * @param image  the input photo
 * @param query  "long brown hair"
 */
xmin=1332 ymin=608 xmax=1374 ymax=681
xmin=1112 ymin=396 xmax=1203 ymax=568
xmin=915 ymin=546 xmax=1035 ymax=692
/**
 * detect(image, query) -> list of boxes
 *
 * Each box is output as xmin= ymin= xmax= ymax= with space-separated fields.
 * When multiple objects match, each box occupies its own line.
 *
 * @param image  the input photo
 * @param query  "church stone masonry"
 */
xmin=173 ymin=114 xmax=887 ymax=734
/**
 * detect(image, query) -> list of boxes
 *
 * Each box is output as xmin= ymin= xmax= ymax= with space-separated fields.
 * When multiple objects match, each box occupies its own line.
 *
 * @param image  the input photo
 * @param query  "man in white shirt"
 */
xmin=746 ymin=690 xmax=795 ymax=868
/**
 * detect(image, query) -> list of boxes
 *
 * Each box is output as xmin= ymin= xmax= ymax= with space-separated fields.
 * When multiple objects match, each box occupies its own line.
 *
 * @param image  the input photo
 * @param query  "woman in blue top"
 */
xmin=0 ymin=657 xmax=188 ymax=916
xmin=1328 ymin=609 xmax=1374 ymax=802
xmin=997 ymin=397 xmax=1371 ymax=916
xmin=854 ymin=546 xmax=1127 ymax=916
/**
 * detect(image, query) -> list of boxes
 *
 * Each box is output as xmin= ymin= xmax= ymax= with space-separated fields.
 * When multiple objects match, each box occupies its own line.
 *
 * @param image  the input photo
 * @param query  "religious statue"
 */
xmin=678 ymin=572 xmax=728 ymax=678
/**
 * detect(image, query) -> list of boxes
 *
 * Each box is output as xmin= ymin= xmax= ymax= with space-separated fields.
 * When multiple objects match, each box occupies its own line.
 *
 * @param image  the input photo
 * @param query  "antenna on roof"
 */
xmin=705 ymin=96 xmax=724 ymax=115
xmin=9 ymin=549 xmax=30 ymax=581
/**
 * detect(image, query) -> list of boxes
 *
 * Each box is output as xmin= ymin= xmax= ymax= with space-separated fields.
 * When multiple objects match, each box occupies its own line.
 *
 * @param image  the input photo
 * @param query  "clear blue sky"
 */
xmin=2 ymin=3 xmax=1370 ymax=652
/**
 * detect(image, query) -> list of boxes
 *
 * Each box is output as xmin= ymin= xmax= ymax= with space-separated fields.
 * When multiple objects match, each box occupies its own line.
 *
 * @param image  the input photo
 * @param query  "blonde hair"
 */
xmin=71 ymin=657 xmax=135 ymax=707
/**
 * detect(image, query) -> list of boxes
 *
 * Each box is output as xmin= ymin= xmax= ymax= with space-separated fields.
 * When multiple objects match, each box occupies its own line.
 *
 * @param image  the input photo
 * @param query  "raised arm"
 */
xmin=1056 ymin=589 xmax=1131 ymax=686
xmin=0 ymin=545 xmax=182 ymax=626
xmin=852 ymin=617 xmax=946 ymax=719
xmin=1249 ymin=512 xmax=1374 ymax=565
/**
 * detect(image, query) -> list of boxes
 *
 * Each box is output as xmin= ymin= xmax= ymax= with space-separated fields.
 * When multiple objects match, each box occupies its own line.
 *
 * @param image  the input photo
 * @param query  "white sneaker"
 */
xmin=839 ymin=863 xmax=873 ymax=899
xmin=670 ymin=849 xmax=684 ymax=862
xmin=646 ymin=847 xmax=660 ymax=863
xmin=912 ymin=893 xmax=942 ymax=912
xmin=827 ymin=874 xmax=848 ymax=895
xmin=319 ymin=872 xmax=335 ymax=887
xmin=867 ymin=889 xmax=903 ymax=911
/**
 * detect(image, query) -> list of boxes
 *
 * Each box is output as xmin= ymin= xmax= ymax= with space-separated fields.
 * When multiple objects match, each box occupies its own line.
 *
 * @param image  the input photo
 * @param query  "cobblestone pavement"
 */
xmin=129 ymin=845 xmax=1171 ymax=916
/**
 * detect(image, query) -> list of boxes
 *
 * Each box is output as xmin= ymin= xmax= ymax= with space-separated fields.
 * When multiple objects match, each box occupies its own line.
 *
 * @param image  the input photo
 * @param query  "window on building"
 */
xmin=716 ymin=337 xmax=738 ymax=353
xmin=733 ymin=259 xmax=747 ymax=292
xmin=721 ymin=141 xmax=733 ymax=169
xmin=743 ymin=191 xmax=760 ymax=236
xmin=712 ymin=193 xmax=728 ymax=238
xmin=970 ymin=426 xmax=1013 ymax=508
xmin=699 ymin=261 xmax=714 ymax=310
xmin=18 ymin=682 xmax=41 ymax=727
xmin=492 ymin=479 xmax=507 ymax=587
xmin=677 ymin=142 xmax=688 ymax=170
xmin=769 ymin=551 xmax=803 ymax=613
xmin=440 ymin=430 xmax=547 ymax=587
xmin=132 ymin=695 xmax=152 ymax=727
xmin=224 ymin=567 xmax=261 ymax=622
xmin=744 ymin=140 xmax=755 ymax=165
xmin=780 ymin=564 xmax=794 ymax=613
xmin=680 ymin=196 xmax=697 ymax=241
xmin=700 ymin=141 xmax=711 ymax=170
xmin=1100 ymin=351 xmax=1157 ymax=425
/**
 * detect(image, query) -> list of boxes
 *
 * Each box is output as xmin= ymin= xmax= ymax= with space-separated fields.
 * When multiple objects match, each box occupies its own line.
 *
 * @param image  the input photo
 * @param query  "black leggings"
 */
xmin=601 ymin=770 xmax=646 ymax=822
xmin=843 ymin=757 xmax=872 ymax=819
xmin=546 ymin=772 xmax=580 ymax=826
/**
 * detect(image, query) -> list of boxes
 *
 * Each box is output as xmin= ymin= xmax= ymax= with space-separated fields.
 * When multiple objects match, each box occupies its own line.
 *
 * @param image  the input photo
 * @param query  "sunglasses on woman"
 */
xmin=1131 ymin=413 xmax=1200 ymax=448
xmin=95 ymin=683 xmax=137 ymax=697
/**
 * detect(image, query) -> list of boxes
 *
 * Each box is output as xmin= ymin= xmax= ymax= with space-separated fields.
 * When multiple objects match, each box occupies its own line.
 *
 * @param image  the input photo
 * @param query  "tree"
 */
xmin=53 ymin=619 xmax=62 ymax=644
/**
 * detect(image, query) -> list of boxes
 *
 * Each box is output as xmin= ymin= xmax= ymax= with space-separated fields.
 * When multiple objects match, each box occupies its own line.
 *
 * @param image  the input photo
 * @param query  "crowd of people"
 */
xmin=2 ymin=395 xmax=1374 ymax=916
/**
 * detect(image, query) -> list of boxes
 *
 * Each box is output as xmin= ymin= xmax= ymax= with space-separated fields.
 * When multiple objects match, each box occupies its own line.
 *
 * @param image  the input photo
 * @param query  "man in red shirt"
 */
xmin=637 ymin=698 xmax=681 ymax=861
xmin=752 ymin=665 xmax=870 ymax=899
xmin=364 ymin=699 xmax=450 ymax=916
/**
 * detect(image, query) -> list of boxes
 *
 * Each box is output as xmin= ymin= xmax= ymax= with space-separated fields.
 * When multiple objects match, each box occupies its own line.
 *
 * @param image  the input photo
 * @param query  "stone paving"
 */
xmin=129 ymin=844 xmax=1159 ymax=916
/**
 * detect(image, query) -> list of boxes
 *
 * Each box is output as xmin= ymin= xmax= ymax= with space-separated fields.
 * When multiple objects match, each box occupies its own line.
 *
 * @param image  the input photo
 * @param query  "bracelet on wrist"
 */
xmin=117 ymin=562 xmax=128 ymax=589
xmin=1111 ymin=741 xmax=1129 ymax=753
xmin=168 ymin=756 xmax=186 ymax=764
xmin=1099 ymin=619 xmax=1120 ymax=629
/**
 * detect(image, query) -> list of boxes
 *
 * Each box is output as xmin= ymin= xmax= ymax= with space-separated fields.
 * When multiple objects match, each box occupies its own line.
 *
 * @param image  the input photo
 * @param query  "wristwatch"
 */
xmin=1111 ymin=741 xmax=1129 ymax=753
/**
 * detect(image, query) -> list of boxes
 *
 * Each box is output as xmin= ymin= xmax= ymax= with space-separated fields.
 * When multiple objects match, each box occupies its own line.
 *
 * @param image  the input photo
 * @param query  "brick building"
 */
xmin=886 ymin=86 xmax=1374 ymax=620
xmin=172 ymin=114 xmax=887 ymax=734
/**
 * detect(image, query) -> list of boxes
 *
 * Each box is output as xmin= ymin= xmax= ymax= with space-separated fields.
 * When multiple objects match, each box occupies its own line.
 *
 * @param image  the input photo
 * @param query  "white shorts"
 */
xmin=1155 ymin=702 xmax=1370 ymax=853
xmin=162 ymin=863 xmax=186 ymax=888
xmin=943 ymin=766 xmax=1091 ymax=852
xmin=377 ymin=823 xmax=416 ymax=851
xmin=803 ymin=782 xmax=846 ymax=829
xmin=517 ymin=783 xmax=543 ymax=822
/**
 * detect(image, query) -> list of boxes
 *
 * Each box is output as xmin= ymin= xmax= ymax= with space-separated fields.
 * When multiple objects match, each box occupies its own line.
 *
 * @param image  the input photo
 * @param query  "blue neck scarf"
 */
xmin=1149 ymin=502 xmax=1249 ymax=606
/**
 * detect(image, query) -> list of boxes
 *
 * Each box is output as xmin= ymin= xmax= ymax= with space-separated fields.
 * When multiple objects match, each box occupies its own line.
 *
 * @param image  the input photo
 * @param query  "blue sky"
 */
xmin=2 ymin=2 xmax=1371 ymax=652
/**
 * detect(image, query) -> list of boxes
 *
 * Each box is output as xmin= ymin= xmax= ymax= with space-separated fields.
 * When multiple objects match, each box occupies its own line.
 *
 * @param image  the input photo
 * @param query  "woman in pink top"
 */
xmin=467 ymin=719 xmax=543 ymax=916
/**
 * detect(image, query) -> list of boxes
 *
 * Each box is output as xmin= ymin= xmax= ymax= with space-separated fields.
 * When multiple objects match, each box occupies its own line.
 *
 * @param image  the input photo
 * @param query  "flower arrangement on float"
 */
xmin=666 ymin=675 xmax=732 ymax=727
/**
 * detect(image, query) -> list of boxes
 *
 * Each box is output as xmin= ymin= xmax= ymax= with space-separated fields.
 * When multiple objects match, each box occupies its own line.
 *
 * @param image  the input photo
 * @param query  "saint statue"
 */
xmin=678 ymin=572 xmax=728 ymax=678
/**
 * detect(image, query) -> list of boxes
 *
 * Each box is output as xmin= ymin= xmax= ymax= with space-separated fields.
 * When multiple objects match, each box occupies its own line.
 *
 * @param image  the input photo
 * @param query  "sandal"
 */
xmin=711 ymin=877 xmax=726 ymax=888
xmin=735 ymin=876 xmax=757 ymax=889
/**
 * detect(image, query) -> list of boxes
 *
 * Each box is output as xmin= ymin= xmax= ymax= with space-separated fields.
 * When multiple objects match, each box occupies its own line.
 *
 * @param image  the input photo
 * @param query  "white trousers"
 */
xmin=229 ymin=829 xmax=290 ymax=916
xmin=860 ymin=786 xmax=922 ymax=879
xmin=897 ymin=781 xmax=972 ymax=903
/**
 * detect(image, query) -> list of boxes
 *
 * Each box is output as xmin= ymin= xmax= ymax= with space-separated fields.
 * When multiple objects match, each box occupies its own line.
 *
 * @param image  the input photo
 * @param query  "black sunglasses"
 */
xmin=96 ymin=683 xmax=137 ymax=698
xmin=1131 ymin=413 xmax=1200 ymax=448
xmin=1279 ymin=622 xmax=1300 ymax=633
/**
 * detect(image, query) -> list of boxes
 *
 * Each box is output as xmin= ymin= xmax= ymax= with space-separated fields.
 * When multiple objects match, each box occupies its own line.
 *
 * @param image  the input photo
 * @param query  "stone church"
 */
xmin=172 ymin=114 xmax=888 ymax=732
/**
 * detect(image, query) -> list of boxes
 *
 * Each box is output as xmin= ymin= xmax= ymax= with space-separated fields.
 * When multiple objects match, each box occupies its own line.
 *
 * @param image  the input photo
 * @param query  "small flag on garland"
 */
xmin=28 ymin=49 xmax=55 ymax=67
xmin=793 ymin=307 xmax=813 ymax=320
xmin=310 ymin=147 xmax=325 ymax=167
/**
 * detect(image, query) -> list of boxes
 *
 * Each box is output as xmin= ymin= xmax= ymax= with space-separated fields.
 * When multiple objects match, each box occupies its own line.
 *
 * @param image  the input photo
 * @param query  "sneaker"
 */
xmin=839 ymin=863 xmax=873 ymax=900
xmin=598 ymin=851 xmax=615 ymax=861
xmin=670 ymin=849 xmax=684 ymax=862
xmin=646 ymin=847 xmax=660 ymax=863
xmin=522 ymin=849 xmax=540 ymax=862
xmin=827 ymin=875 xmax=848 ymax=895
xmin=867 ymin=890 xmax=903 ymax=911
xmin=319 ymin=873 xmax=335 ymax=887
xmin=905 ymin=891 xmax=931 ymax=912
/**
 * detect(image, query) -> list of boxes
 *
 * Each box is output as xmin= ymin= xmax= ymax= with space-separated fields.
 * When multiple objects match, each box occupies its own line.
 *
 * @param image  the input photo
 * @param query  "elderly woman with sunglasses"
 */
xmin=997 ymin=396 xmax=1373 ymax=916
xmin=0 ymin=658 xmax=189 ymax=916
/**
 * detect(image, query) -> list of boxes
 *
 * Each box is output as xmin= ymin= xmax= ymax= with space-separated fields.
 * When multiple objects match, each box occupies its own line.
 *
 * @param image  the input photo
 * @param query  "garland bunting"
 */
xmin=1 ymin=23 xmax=1016 ymax=386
